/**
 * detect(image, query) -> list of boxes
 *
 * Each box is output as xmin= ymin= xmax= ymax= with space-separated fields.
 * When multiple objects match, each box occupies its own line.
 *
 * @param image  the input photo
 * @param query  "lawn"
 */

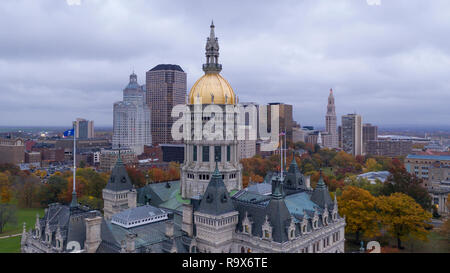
xmin=2 ymin=208 xmax=45 ymax=237
xmin=0 ymin=236 xmax=21 ymax=253
xmin=344 ymin=230 xmax=449 ymax=253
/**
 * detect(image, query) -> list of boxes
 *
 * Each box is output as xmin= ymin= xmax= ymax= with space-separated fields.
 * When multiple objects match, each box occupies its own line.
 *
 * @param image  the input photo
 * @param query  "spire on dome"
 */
xmin=203 ymin=21 xmax=222 ymax=74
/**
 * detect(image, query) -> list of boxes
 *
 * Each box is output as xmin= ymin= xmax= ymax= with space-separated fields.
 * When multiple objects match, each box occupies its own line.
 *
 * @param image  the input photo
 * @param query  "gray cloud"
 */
xmin=0 ymin=0 xmax=449 ymax=127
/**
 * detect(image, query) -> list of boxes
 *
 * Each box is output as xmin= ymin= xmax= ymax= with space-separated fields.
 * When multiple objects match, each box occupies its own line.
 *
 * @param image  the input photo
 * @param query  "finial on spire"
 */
xmin=203 ymin=21 xmax=222 ymax=73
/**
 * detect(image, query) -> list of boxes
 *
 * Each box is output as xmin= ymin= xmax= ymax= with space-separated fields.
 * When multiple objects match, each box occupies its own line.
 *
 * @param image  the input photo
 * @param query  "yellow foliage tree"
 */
xmin=338 ymin=186 xmax=380 ymax=242
xmin=0 ymin=172 xmax=12 ymax=203
xmin=365 ymin=158 xmax=381 ymax=172
xmin=376 ymin=193 xmax=432 ymax=249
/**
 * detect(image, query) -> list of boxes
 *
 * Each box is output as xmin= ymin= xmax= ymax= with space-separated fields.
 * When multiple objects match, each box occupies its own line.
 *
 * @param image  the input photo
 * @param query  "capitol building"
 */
xmin=21 ymin=23 xmax=345 ymax=254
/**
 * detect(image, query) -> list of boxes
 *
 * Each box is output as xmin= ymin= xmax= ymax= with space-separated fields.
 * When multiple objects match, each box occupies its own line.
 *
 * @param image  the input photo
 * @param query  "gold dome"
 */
xmin=188 ymin=73 xmax=236 ymax=105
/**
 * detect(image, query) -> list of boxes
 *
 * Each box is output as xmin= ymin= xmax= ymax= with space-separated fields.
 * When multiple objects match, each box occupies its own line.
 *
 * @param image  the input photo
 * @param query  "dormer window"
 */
xmin=323 ymin=215 xmax=328 ymax=226
xmin=288 ymin=219 xmax=296 ymax=240
xmin=313 ymin=220 xmax=318 ymax=229
xmin=261 ymin=215 xmax=272 ymax=240
xmin=242 ymin=212 xmax=252 ymax=235
xmin=332 ymin=212 xmax=337 ymax=221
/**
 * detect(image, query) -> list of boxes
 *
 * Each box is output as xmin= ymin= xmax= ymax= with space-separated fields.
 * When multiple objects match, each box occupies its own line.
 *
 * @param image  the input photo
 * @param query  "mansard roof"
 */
xmin=35 ymin=203 xmax=102 ymax=251
xmin=105 ymin=155 xmax=133 ymax=192
xmin=310 ymin=174 xmax=334 ymax=209
xmin=197 ymin=163 xmax=235 ymax=216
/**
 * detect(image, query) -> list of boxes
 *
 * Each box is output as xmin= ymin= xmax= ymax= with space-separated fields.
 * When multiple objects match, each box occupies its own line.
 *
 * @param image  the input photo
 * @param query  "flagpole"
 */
xmin=284 ymin=128 xmax=287 ymax=169
xmin=280 ymin=133 xmax=283 ymax=179
xmin=70 ymin=121 xmax=77 ymax=208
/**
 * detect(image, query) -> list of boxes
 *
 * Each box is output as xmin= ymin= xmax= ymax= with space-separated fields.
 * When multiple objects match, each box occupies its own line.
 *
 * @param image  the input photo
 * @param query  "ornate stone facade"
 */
xmin=180 ymin=22 xmax=242 ymax=199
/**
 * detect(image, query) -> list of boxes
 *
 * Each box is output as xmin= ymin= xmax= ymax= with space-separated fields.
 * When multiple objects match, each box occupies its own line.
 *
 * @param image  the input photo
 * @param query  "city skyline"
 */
xmin=1 ymin=1 xmax=450 ymax=127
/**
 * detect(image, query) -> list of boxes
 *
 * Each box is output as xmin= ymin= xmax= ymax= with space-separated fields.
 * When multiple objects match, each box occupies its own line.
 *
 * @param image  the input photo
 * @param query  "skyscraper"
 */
xmin=267 ymin=102 xmax=293 ymax=143
xmin=324 ymin=89 xmax=338 ymax=148
xmin=112 ymin=73 xmax=152 ymax=155
xmin=180 ymin=22 xmax=242 ymax=198
xmin=341 ymin=113 xmax=363 ymax=156
xmin=74 ymin=118 xmax=94 ymax=139
xmin=146 ymin=64 xmax=187 ymax=145
xmin=362 ymin=123 xmax=378 ymax=153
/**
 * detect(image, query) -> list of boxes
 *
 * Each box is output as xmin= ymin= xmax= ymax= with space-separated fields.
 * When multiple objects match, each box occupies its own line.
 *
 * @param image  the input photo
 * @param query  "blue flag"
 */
xmin=63 ymin=128 xmax=74 ymax=137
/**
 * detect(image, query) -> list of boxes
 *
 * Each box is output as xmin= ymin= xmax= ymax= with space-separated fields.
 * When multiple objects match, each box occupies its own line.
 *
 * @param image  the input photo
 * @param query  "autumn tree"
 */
xmin=126 ymin=166 xmax=146 ymax=187
xmin=0 ymin=172 xmax=12 ymax=203
xmin=15 ymin=174 xmax=41 ymax=208
xmin=382 ymin=162 xmax=432 ymax=210
xmin=37 ymin=175 xmax=67 ymax=206
xmin=0 ymin=164 xmax=20 ymax=175
xmin=59 ymin=176 xmax=88 ymax=204
xmin=338 ymin=186 xmax=380 ymax=242
xmin=168 ymin=162 xmax=180 ymax=181
xmin=376 ymin=193 xmax=432 ymax=249
xmin=365 ymin=158 xmax=382 ymax=172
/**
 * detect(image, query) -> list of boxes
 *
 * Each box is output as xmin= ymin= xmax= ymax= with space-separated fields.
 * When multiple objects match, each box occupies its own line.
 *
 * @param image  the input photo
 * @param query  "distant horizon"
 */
xmin=1 ymin=124 xmax=450 ymax=131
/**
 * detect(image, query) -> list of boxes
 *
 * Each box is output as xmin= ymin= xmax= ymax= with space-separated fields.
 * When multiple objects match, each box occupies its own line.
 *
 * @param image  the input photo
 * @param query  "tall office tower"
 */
xmin=74 ymin=118 xmax=94 ymax=139
xmin=267 ymin=102 xmax=293 ymax=143
xmin=237 ymin=102 xmax=258 ymax=159
xmin=362 ymin=123 xmax=378 ymax=154
xmin=180 ymin=22 xmax=243 ymax=198
xmin=341 ymin=114 xmax=363 ymax=156
xmin=324 ymin=89 xmax=338 ymax=148
xmin=146 ymin=64 xmax=187 ymax=145
xmin=112 ymin=73 xmax=152 ymax=155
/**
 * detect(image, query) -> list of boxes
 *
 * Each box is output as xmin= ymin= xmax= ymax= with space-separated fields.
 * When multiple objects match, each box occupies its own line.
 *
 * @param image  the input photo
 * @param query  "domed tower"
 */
xmin=180 ymin=22 xmax=242 ymax=199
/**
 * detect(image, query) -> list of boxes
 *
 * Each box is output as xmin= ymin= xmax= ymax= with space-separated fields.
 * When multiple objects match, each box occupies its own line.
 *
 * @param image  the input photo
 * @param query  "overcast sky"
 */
xmin=0 ymin=0 xmax=449 ymax=128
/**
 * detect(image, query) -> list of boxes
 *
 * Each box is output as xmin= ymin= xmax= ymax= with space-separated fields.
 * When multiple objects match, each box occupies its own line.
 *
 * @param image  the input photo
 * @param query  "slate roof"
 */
xmin=265 ymin=176 xmax=292 ymax=243
xmin=245 ymin=182 xmax=272 ymax=195
xmin=137 ymin=180 xmax=186 ymax=212
xmin=197 ymin=163 xmax=235 ymax=216
xmin=105 ymin=156 xmax=133 ymax=192
xmin=35 ymin=203 xmax=102 ymax=251
xmin=310 ymin=175 xmax=334 ymax=209
xmin=104 ymin=213 xmax=186 ymax=253
xmin=284 ymin=157 xmax=307 ymax=190
xmin=233 ymin=176 xmax=292 ymax=243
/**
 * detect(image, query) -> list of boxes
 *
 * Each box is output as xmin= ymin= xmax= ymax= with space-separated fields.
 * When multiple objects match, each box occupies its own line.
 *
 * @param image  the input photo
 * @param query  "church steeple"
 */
xmin=203 ymin=21 xmax=222 ymax=74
